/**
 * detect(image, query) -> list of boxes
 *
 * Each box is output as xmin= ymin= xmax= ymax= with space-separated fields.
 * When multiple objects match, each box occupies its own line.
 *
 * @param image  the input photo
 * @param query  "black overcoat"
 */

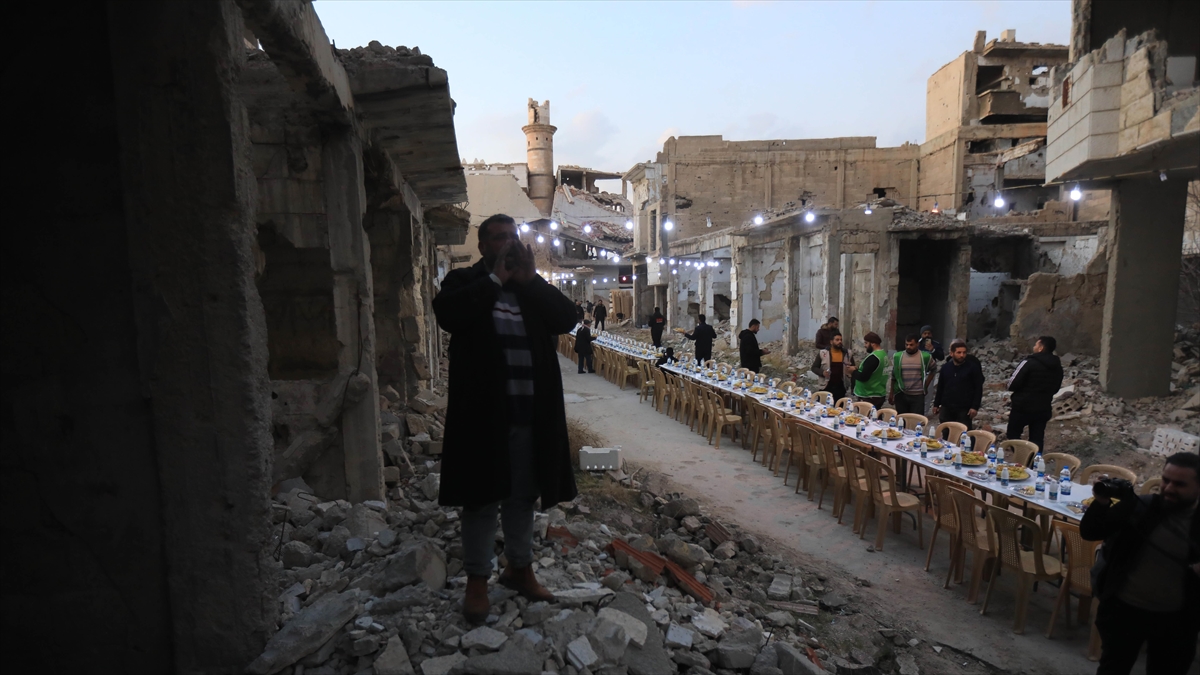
xmin=432 ymin=260 xmax=579 ymax=509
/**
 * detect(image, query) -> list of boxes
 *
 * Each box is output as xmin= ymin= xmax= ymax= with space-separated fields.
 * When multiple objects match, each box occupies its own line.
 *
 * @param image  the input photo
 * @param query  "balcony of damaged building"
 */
xmin=2 ymin=1 xmax=466 ymax=673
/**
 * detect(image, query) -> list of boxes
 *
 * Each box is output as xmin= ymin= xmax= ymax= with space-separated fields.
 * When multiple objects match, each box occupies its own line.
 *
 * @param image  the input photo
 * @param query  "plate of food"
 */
xmin=749 ymin=386 xmax=768 ymax=394
xmin=966 ymin=470 xmax=990 ymax=480
xmin=1000 ymin=464 xmax=1030 ymax=481
xmin=1081 ymin=496 xmax=1119 ymax=509
xmin=962 ymin=451 xmax=988 ymax=466
xmin=871 ymin=428 xmax=904 ymax=440
xmin=718 ymin=375 xmax=728 ymax=381
xmin=922 ymin=439 xmax=944 ymax=450
xmin=844 ymin=414 xmax=864 ymax=425
xmin=1012 ymin=485 xmax=1037 ymax=496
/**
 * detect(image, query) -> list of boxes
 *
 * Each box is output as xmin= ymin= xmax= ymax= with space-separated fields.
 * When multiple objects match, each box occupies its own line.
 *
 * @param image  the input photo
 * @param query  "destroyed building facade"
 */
xmin=3 ymin=1 xmax=466 ymax=671
xmin=623 ymin=24 xmax=1198 ymax=397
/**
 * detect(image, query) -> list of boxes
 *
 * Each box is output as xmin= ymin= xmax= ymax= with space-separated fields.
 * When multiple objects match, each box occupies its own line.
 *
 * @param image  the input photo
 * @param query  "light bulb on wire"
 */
xmin=624 ymin=220 xmax=633 ymax=230
xmin=804 ymin=212 xmax=815 ymax=223
xmin=583 ymin=224 xmax=592 ymax=234
xmin=550 ymin=221 xmax=558 ymax=230
xmin=753 ymin=215 xmax=764 ymax=225
xmin=663 ymin=220 xmax=674 ymax=231
xmin=993 ymin=194 xmax=1005 ymax=208
xmin=1070 ymin=186 xmax=1082 ymax=201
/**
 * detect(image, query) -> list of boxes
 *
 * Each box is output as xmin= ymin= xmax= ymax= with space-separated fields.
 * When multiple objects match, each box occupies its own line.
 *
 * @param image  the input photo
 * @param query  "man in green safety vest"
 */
xmin=848 ymin=331 xmax=888 ymax=408
xmin=889 ymin=333 xmax=934 ymax=415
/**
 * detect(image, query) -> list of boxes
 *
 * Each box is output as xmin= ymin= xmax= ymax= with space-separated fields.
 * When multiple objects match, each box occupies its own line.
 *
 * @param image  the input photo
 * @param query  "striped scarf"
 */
xmin=492 ymin=288 xmax=534 ymax=423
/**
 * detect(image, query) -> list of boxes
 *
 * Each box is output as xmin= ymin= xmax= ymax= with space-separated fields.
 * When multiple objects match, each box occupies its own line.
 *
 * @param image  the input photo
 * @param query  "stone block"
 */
xmin=374 ymin=635 xmax=415 ymax=675
xmin=372 ymin=539 xmax=447 ymax=593
xmin=1137 ymin=111 xmax=1171 ymax=146
xmin=1118 ymin=125 xmax=1141 ymax=154
xmin=461 ymin=634 xmax=545 ymax=674
xmin=768 ymin=574 xmax=793 ymax=601
xmin=419 ymin=652 xmax=466 ymax=675
xmin=567 ymin=635 xmax=599 ymax=670
xmin=1121 ymin=90 xmax=1155 ymax=129
xmin=775 ymin=642 xmax=824 ymax=675
xmin=661 ymin=497 xmax=701 ymax=519
xmin=461 ymin=625 xmax=508 ymax=651
xmin=246 ymin=590 xmax=362 ymax=674
xmin=665 ymin=623 xmax=694 ymax=649
xmin=405 ymin=414 xmax=429 ymax=436
xmin=1089 ymin=132 xmax=1118 ymax=159
xmin=344 ymin=503 xmax=389 ymax=539
xmin=598 ymin=607 xmax=649 ymax=647
xmin=281 ymin=540 xmax=314 ymax=569
xmin=1093 ymin=61 xmax=1124 ymax=89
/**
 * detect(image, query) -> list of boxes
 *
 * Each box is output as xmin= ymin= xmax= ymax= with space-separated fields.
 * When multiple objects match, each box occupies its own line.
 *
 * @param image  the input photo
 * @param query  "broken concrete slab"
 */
xmin=371 ymin=539 xmax=447 ymax=593
xmin=246 ymin=589 xmax=361 ymax=674
xmin=419 ymin=652 xmax=466 ymax=675
xmin=460 ymin=626 xmax=508 ymax=651
xmin=598 ymin=606 xmax=649 ymax=647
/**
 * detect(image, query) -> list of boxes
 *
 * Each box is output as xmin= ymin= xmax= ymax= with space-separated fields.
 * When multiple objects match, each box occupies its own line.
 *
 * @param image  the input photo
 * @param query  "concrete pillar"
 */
xmin=108 ymin=1 xmax=275 ymax=669
xmin=324 ymin=130 xmax=384 ymax=503
xmin=1100 ymin=179 xmax=1187 ymax=397
xmin=783 ymin=235 xmax=800 ymax=355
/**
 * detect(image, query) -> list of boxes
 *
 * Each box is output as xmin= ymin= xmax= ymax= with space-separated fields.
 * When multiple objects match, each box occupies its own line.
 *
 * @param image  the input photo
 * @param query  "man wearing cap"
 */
xmin=847 ymin=331 xmax=888 ymax=408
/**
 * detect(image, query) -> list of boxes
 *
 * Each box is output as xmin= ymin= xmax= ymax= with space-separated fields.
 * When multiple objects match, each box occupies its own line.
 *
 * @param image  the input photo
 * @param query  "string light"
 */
xmin=993 ymin=194 xmax=1005 ymax=208
xmin=520 ymin=223 xmax=530 ymax=232
xmin=669 ymin=258 xmax=676 ymax=265
xmin=624 ymin=220 xmax=633 ymax=230
xmin=550 ymin=221 xmax=558 ymax=230
xmin=663 ymin=220 xmax=674 ymax=231
xmin=1070 ymin=186 xmax=1082 ymax=201
xmin=658 ymin=258 xmax=665 ymax=265
xmin=805 ymin=212 xmax=815 ymax=223
xmin=583 ymin=224 xmax=592 ymax=234
xmin=536 ymin=234 xmax=545 ymax=243
xmin=553 ymin=238 xmax=561 ymax=246
xmin=864 ymin=207 xmax=872 ymax=215
xmin=753 ymin=215 xmax=763 ymax=225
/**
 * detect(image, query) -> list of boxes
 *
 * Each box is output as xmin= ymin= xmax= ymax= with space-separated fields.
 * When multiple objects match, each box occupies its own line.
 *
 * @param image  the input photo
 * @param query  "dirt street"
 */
xmin=560 ymin=355 xmax=1105 ymax=675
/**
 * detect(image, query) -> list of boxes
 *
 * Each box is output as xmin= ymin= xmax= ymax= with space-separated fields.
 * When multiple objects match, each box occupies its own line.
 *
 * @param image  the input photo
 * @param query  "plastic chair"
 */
xmin=799 ymin=427 xmax=827 ymax=498
xmin=877 ymin=408 xmax=898 ymax=423
xmin=767 ymin=410 xmax=790 ymax=472
xmin=851 ymin=402 xmax=874 ymax=416
xmin=935 ymin=421 xmax=968 ymax=444
xmin=897 ymin=413 xmax=928 ymax=431
xmin=812 ymin=391 xmax=834 ymax=406
xmin=637 ymin=361 xmax=655 ymax=402
xmin=618 ymin=357 xmax=640 ymax=390
xmin=924 ymin=476 xmax=962 ymax=572
xmin=782 ymin=419 xmax=808 ymax=488
xmin=707 ymin=389 xmax=742 ymax=449
xmin=1140 ymin=477 xmax=1162 ymax=494
xmin=780 ymin=381 xmax=796 ymax=393
xmin=1079 ymin=464 xmax=1137 ymax=485
xmin=1000 ymin=439 xmax=1039 ymax=468
xmin=1043 ymin=452 xmax=1081 ymax=479
xmin=981 ymin=508 xmax=1063 ymax=633
xmin=817 ymin=437 xmax=849 ymax=516
xmin=944 ymin=489 xmax=995 ymax=604
xmin=840 ymin=446 xmax=871 ymax=532
xmin=746 ymin=399 xmax=774 ymax=463
xmin=967 ymin=429 xmax=996 ymax=450
xmin=1047 ymin=521 xmax=1102 ymax=660
xmin=834 ymin=397 xmax=853 ymax=410
xmin=861 ymin=456 xmax=924 ymax=551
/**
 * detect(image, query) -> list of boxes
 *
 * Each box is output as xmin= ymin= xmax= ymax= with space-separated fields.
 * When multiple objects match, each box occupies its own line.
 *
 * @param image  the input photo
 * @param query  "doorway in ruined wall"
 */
xmin=896 ymin=239 xmax=957 ymax=349
xmin=713 ymin=294 xmax=731 ymax=322
xmin=839 ymin=253 xmax=875 ymax=350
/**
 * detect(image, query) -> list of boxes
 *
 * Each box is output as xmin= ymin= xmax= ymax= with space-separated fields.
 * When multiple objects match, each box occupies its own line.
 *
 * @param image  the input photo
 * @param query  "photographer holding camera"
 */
xmin=1081 ymin=452 xmax=1200 ymax=674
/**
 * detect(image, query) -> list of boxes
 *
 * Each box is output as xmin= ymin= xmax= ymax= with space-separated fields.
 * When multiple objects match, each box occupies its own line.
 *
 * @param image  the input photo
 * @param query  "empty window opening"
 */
xmin=872 ymin=187 xmax=888 ymax=199
xmin=713 ymin=294 xmax=731 ymax=322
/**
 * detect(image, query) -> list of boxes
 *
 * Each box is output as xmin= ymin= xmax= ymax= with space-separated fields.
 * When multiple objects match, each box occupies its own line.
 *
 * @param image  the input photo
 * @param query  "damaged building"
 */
xmin=3 ymin=1 xmax=466 ymax=672
xmin=451 ymin=99 xmax=635 ymax=300
xmin=624 ymin=24 xmax=1197 ymax=396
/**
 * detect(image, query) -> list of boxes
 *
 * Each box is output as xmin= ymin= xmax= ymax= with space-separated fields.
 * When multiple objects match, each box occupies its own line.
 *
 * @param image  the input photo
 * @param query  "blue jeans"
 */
xmin=460 ymin=425 xmax=539 ymax=577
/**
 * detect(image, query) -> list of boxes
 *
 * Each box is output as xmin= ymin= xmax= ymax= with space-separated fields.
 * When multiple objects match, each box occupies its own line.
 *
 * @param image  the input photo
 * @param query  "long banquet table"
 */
xmin=660 ymin=363 xmax=1094 ymax=523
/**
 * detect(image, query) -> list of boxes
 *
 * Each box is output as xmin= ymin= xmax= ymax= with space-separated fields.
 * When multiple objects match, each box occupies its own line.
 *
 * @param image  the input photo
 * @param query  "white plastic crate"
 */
xmin=579 ymin=446 xmax=622 ymax=471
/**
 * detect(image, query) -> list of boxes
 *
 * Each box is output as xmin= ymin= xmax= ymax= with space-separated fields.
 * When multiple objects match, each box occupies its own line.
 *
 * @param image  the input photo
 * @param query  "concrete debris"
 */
xmin=257 ymin=398 xmax=950 ymax=675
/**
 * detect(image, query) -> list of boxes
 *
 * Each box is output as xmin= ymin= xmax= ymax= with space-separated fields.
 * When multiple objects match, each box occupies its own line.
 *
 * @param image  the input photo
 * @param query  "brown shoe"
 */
xmin=463 ymin=575 xmax=490 ymax=625
xmin=498 ymin=565 xmax=556 ymax=602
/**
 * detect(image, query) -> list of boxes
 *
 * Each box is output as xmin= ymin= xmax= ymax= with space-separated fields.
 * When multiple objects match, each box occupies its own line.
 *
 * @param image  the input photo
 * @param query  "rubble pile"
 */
xmin=257 ymin=446 xmax=962 ymax=675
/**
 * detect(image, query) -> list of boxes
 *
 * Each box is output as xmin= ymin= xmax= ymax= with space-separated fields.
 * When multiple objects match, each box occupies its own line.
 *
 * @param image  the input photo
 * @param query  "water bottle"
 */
xmin=943 ymin=444 xmax=953 ymax=463
xmin=1060 ymin=467 xmax=1073 ymax=496
xmin=1001 ymin=466 xmax=1010 ymax=487
xmin=920 ymin=439 xmax=928 ymax=459
xmin=1048 ymin=477 xmax=1059 ymax=501
xmin=964 ymin=435 xmax=974 ymax=453
xmin=987 ymin=458 xmax=997 ymax=481
xmin=1035 ymin=473 xmax=1046 ymax=499
xmin=996 ymin=446 xmax=1006 ymax=465
xmin=952 ymin=450 xmax=962 ymax=471
xmin=987 ymin=444 xmax=997 ymax=463
xmin=914 ymin=422 xmax=923 ymax=438
xmin=889 ymin=416 xmax=897 ymax=430
xmin=1035 ymin=457 xmax=1046 ymax=481
xmin=868 ymin=405 xmax=876 ymax=419
xmin=857 ymin=422 xmax=865 ymax=439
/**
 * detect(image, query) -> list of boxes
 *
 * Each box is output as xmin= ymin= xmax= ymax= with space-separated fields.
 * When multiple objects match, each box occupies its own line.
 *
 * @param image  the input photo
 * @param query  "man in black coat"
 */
xmin=1081 ymin=452 xmax=1200 ymax=675
xmin=432 ymin=214 xmax=578 ymax=624
xmin=574 ymin=319 xmax=595 ymax=374
xmin=931 ymin=339 xmax=984 ymax=429
xmin=1006 ymin=335 xmax=1064 ymax=451
xmin=684 ymin=314 xmax=717 ymax=364
xmin=649 ymin=307 xmax=666 ymax=347
xmin=593 ymin=300 xmax=607 ymax=331
xmin=574 ymin=299 xmax=585 ymax=323
xmin=738 ymin=319 xmax=769 ymax=372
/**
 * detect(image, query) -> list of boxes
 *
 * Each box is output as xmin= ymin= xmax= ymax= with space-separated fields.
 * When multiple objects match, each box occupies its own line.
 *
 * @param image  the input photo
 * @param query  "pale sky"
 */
xmin=315 ymin=1 xmax=1069 ymax=179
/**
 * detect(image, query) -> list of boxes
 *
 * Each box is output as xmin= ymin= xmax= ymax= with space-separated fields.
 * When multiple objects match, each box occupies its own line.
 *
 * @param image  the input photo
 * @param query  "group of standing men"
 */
xmin=812 ymin=317 xmax=1063 ymax=450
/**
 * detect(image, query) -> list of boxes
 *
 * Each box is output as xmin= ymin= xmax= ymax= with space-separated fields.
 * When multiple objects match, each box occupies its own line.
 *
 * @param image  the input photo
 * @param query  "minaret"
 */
xmin=522 ymin=99 xmax=557 ymax=217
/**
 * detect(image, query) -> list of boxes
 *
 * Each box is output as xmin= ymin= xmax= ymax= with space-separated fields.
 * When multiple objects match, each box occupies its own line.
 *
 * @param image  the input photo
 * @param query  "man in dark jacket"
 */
xmin=1006 ymin=335 xmax=1064 ymax=451
xmin=574 ymin=319 xmax=595 ymax=373
xmin=814 ymin=317 xmax=838 ymax=351
xmin=575 ymin=299 xmax=585 ymax=323
xmin=593 ymin=301 xmax=607 ymax=331
xmin=739 ymin=319 xmax=769 ymax=372
xmin=1081 ymin=452 xmax=1200 ymax=675
xmin=684 ymin=314 xmax=717 ymax=364
xmin=919 ymin=325 xmax=944 ymax=362
xmin=649 ymin=307 xmax=666 ymax=347
xmin=931 ymin=339 xmax=984 ymax=429
xmin=432 ymin=214 xmax=578 ymax=624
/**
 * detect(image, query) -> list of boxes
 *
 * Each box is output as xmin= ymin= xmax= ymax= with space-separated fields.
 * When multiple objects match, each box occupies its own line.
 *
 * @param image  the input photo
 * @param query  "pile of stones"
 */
xmin=254 ymin=457 xmax=933 ymax=675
